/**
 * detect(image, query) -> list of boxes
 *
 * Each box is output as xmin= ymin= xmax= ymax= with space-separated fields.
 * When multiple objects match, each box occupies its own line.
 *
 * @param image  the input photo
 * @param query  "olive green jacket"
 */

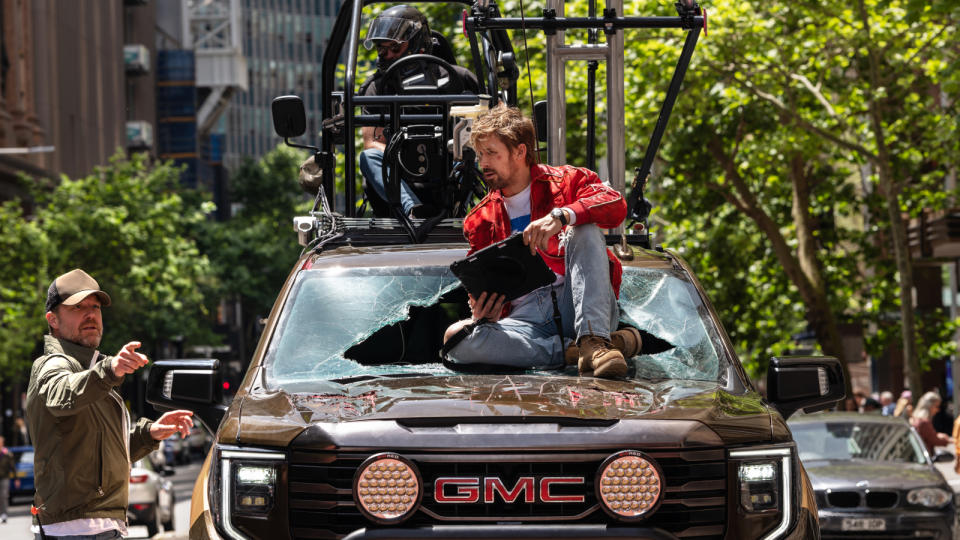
xmin=26 ymin=335 xmax=159 ymax=526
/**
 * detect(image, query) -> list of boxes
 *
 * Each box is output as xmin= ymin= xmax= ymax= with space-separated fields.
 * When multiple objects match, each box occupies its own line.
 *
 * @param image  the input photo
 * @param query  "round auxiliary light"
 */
xmin=596 ymin=450 xmax=664 ymax=521
xmin=353 ymin=453 xmax=423 ymax=524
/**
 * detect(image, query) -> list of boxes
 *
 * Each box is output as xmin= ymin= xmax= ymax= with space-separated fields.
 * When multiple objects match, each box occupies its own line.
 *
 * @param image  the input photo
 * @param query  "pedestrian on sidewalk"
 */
xmin=911 ymin=391 xmax=954 ymax=457
xmin=26 ymin=269 xmax=195 ymax=539
xmin=0 ymin=435 xmax=19 ymax=524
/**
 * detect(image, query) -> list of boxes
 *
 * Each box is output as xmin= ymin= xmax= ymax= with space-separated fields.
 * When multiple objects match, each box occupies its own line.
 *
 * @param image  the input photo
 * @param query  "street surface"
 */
xmin=3 ymin=447 xmax=959 ymax=539
xmin=3 ymin=462 xmax=200 ymax=540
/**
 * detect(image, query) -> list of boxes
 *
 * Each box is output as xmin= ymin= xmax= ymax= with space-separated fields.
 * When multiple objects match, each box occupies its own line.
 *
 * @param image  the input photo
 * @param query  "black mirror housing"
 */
xmin=533 ymin=100 xmax=548 ymax=143
xmin=271 ymin=95 xmax=307 ymax=138
xmin=146 ymin=359 xmax=229 ymax=434
xmin=767 ymin=356 xmax=845 ymax=420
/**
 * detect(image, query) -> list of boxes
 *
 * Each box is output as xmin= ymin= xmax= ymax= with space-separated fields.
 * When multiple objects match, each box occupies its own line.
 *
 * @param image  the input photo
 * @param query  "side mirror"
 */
xmin=767 ymin=356 xmax=845 ymax=420
xmin=271 ymin=95 xmax=307 ymax=138
xmin=146 ymin=359 xmax=228 ymax=434
xmin=533 ymin=100 xmax=548 ymax=143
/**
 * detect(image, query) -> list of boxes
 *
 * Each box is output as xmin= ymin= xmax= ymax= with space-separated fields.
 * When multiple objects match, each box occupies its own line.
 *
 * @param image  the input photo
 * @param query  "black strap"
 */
xmin=550 ymin=288 xmax=565 ymax=350
xmin=440 ymin=320 xmax=482 ymax=361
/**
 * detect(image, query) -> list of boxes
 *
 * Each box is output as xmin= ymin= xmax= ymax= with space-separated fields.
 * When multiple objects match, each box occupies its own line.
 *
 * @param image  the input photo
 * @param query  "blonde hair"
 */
xmin=912 ymin=391 xmax=941 ymax=420
xmin=470 ymin=104 xmax=539 ymax=167
xmin=893 ymin=397 xmax=910 ymax=417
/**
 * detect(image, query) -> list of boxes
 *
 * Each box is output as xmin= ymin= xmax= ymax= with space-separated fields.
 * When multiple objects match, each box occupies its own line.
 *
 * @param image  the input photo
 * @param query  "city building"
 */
xmin=0 ymin=0 xmax=156 ymax=204
xmin=222 ymin=0 xmax=340 ymax=171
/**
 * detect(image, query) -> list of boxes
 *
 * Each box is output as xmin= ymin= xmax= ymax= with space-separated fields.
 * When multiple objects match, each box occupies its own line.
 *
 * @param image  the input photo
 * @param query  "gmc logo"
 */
xmin=434 ymin=477 xmax=585 ymax=504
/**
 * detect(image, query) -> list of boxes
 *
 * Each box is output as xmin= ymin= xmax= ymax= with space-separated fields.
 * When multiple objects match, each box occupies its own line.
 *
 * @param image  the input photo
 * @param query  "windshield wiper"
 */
xmin=331 ymin=372 xmax=433 ymax=384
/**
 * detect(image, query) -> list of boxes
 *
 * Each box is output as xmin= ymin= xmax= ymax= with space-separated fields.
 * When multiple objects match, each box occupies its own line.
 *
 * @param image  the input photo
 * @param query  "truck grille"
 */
xmin=288 ymin=448 xmax=726 ymax=539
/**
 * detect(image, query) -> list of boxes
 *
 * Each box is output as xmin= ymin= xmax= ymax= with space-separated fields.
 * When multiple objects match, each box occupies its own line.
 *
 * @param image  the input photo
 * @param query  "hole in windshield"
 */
xmin=263 ymin=265 xmax=725 ymax=390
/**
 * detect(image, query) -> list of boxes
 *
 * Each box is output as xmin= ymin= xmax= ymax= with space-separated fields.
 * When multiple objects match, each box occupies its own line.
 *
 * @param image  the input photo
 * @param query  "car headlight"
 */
xmin=595 ymin=450 xmax=664 ymax=521
xmin=354 ymin=453 xmax=423 ymax=524
xmin=211 ymin=447 xmax=286 ymax=540
xmin=907 ymin=487 xmax=951 ymax=508
xmin=234 ymin=464 xmax=277 ymax=515
xmin=729 ymin=446 xmax=796 ymax=540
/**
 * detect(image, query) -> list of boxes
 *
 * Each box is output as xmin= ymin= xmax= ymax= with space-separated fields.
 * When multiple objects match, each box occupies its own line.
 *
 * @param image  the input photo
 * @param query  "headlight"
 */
xmin=907 ymin=487 xmax=951 ymax=508
xmin=353 ymin=453 xmax=423 ymax=524
xmin=595 ymin=450 xmax=664 ymax=521
xmin=729 ymin=446 xmax=795 ymax=540
xmin=214 ymin=447 xmax=286 ymax=540
xmin=738 ymin=461 xmax=779 ymax=512
xmin=234 ymin=464 xmax=277 ymax=515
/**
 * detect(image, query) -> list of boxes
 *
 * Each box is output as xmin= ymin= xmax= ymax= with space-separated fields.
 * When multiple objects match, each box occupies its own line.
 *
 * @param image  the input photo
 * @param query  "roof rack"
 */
xmin=292 ymin=213 xmax=651 ymax=253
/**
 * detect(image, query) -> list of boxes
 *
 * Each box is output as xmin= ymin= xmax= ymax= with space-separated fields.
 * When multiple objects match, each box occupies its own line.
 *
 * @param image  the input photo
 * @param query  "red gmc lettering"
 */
xmin=540 ymin=477 xmax=586 ymax=503
xmin=484 ymin=477 xmax=535 ymax=503
xmin=434 ymin=477 xmax=585 ymax=504
xmin=435 ymin=478 xmax=480 ymax=503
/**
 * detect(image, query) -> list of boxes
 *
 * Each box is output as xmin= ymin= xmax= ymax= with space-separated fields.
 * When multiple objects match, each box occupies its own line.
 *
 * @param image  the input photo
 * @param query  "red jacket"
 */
xmin=463 ymin=163 xmax=626 ymax=306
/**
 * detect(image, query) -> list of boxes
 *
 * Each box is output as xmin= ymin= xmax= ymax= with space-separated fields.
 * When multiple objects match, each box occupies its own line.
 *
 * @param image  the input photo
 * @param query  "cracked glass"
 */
xmin=265 ymin=265 xmax=728 ymax=389
xmin=618 ymin=268 xmax=726 ymax=381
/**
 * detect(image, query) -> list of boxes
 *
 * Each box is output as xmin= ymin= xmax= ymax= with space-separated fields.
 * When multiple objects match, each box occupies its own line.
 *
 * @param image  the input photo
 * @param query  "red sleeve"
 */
xmin=564 ymin=168 xmax=627 ymax=229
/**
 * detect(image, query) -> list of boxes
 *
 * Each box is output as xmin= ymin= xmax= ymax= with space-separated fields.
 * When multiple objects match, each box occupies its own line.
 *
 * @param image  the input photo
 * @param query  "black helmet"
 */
xmin=363 ymin=5 xmax=433 ymax=57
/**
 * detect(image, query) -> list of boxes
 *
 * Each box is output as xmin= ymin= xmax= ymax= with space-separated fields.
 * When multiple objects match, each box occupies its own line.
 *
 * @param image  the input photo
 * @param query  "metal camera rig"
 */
xmin=272 ymin=0 xmax=705 ymax=252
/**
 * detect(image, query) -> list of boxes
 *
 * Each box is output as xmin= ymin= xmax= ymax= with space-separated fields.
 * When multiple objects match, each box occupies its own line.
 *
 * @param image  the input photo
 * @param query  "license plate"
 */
xmin=841 ymin=518 xmax=885 ymax=531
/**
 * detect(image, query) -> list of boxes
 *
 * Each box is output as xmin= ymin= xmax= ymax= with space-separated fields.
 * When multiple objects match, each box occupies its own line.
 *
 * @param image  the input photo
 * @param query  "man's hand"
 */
xmin=469 ymin=292 xmax=506 ymax=323
xmin=111 ymin=341 xmax=149 ymax=377
xmin=149 ymin=410 xmax=194 ymax=441
xmin=523 ymin=214 xmax=564 ymax=255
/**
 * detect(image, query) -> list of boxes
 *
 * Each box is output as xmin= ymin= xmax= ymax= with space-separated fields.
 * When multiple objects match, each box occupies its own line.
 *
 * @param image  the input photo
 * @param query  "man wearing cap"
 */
xmin=26 ymin=269 xmax=194 ymax=539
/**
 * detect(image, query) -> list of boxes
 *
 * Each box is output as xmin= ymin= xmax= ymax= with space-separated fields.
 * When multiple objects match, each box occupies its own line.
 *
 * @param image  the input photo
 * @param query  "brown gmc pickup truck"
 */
xmin=148 ymin=242 xmax=844 ymax=539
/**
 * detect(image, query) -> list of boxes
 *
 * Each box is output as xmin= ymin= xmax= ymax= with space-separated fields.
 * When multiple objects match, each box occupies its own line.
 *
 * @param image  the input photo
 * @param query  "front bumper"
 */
xmin=818 ymin=509 xmax=955 ymax=539
xmin=341 ymin=525 xmax=680 ymax=540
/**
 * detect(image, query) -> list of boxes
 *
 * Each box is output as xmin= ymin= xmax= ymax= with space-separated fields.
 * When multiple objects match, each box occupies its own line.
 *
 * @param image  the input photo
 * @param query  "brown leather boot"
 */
xmin=578 ymin=336 xmax=628 ymax=378
xmin=566 ymin=328 xmax=641 ymax=367
xmin=610 ymin=327 xmax=642 ymax=358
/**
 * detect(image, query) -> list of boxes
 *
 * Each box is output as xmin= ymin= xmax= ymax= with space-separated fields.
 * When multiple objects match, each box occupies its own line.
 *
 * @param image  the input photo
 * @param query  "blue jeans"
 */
xmin=359 ymin=148 xmax=421 ymax=215
xmin=447 ymin=223 xmax=619 ymax=369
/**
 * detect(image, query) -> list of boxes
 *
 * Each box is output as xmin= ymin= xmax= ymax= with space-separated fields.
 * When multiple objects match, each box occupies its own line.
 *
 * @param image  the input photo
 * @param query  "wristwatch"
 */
xmin=550 ymin=207 xmax=569 ymax=226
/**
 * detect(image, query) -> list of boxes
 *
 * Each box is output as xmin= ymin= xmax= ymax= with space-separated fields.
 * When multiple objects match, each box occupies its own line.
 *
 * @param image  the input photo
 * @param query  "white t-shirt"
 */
xmin=502 ymin=185 xmax=563 ymax=310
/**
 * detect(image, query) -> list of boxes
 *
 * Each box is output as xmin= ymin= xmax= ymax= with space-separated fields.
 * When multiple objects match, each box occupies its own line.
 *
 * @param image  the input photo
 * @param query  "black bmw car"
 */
xmin=789 ymin=412 xmax=958 ymax=540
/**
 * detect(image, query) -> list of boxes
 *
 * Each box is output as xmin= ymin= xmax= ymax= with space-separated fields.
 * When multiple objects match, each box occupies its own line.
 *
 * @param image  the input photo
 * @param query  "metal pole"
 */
xmin=606 ymin=0 xmax=625 ymax=236
xmin=546 ymin=0 xmax=566 ymax=166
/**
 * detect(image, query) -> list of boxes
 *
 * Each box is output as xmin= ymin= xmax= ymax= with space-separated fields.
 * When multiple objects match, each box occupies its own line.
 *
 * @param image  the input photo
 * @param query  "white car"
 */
xmin=128 ymin=456 xmax=175 ymax=537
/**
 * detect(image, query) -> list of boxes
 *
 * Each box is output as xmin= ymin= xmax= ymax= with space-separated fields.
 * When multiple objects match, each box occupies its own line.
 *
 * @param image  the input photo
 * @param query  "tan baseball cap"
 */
xmin=45 ymin=269 xmax=112 ymax=313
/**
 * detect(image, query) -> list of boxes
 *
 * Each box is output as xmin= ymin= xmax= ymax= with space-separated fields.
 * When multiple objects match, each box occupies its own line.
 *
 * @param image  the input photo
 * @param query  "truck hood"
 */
xmin=803 ymin=460 xmax=948 ymax=492
xmin=223 ymin=375 xmax=779 ymax=449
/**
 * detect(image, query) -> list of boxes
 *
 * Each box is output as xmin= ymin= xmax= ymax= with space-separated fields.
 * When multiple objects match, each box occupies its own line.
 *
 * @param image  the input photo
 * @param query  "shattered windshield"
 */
xmin=265 ymin=265 xmax=727 ymax=389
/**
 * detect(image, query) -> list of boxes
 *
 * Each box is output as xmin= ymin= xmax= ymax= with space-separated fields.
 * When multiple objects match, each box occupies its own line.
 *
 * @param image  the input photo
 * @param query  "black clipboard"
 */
xmin=450 ymin=232 xmax=556 ymax=301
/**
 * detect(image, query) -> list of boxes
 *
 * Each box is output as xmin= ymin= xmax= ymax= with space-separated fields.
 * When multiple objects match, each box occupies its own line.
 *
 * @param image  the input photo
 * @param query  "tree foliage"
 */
xmin=0 ymin=153 xmax=216 ymax=384
xmin=196 ymin=145 xmax=311 ymax=355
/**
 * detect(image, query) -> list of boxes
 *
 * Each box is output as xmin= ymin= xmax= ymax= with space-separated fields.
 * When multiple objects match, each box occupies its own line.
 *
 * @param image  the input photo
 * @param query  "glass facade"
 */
xmin=224 ymin=0 xmax=340 ymax=170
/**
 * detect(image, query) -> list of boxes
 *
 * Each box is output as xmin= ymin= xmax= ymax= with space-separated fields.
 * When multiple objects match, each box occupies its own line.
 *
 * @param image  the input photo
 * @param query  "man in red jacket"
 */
xmin=443 ymin=105 xmax=641 ymax=378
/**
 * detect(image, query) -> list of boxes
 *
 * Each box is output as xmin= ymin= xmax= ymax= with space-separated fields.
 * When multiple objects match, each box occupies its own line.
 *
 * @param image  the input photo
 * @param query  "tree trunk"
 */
xmin=856 ymin=0 xmax=923 ymax=402
xmin=708 ymin=139 xmax=852 ymax=396
xmin=790 ymin=154 xmax=853 ymax=399
xmin=880 ymin=171 xmax=923 ymax=400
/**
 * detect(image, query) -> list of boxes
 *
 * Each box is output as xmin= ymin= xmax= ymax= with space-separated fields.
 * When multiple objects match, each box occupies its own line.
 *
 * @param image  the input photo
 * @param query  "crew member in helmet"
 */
xmin=358 ymin=4 xmax=479 ymax=218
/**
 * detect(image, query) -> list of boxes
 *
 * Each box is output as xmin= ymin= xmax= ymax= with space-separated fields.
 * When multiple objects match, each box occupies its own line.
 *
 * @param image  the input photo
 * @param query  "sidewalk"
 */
xmin=934 ymin=445 xmax=960 ymax=494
